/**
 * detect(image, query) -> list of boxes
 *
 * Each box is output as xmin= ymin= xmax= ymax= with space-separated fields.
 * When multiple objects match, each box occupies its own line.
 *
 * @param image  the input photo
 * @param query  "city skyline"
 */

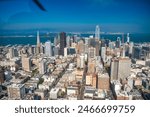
xmin=0 ymin=24 xmax=150 ymax=100
xmin=0 ymin=0 xmax=150 ymax=33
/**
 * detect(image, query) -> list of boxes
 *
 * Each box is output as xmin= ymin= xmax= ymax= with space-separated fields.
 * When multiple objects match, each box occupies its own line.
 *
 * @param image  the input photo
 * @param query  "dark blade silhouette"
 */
xmin=33 ymin=0 xmax=47 ymax=11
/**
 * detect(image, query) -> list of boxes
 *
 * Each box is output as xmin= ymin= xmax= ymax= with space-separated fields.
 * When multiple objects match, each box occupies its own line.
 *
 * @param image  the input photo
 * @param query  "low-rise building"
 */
xmin=7 ymin=84 xmax=25 ymax=99
xmin=49 ymin=88 xmax=60 ymax=100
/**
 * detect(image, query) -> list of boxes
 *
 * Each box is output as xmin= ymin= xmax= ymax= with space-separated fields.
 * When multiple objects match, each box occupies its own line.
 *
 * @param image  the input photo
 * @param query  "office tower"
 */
xmin=127 ymin=33 xmax=130 ymax=43
xmin=73 ymin=35 xmax=78 ymax=43
xmin=14 ymin=48 xmax=19 ymax=57
xmin=110 ymin=58 xmax=119 ymax=81
xmin=124 ymin=43 xmax=130 ymax=57
xmin=80 ymin=54 xmax=85 ymax=69
xmin=132 ymin=46 xmax=142 ymax=59
xmin=101 ymin=46 xmax=106 ymax=62
xmin=45 ymin=40 xmax=52 ymax=57
xmin=129 ymin=42 xmax=134 ymax=56
xmin=84 ymin=44 xmax=88 ymax=54
xmin=53 ymin=46 xmax=60 ymax=56
xmin=100 ymin=39 xmax=105 ymax=47
xmin=8 ymin=47 xmax=14 ymax=59
xmin=77 ymin=54 xmax=85 ymax=69
xmin=95 ymin=40 xmax=100 ymax=56
xmin=110 ymin=57 xmax=131 ymax=81
xmin=88 ymin=58 xmax=96 ymax=74
xmin=109 ymin=42 xmax=115 ymax=49
xmin=105 ymin=39 xmax=110 ymax=47
xmin=92 ymin=74 xmax=97 ymax=88
xmin=36 ymin=31 xmax=41 ymax=54
xmin=54 ymin=37 xmax=58 ymax=46
xmin=68 ymin=48 xmax=76 ymax=55
xmin=88 ymin=38 xmax=96 ymax=47
xmin=0 ymin=67 xmax=5 ymax=84
xmin=95 ymin=25 xmax=100 ymax=40
xmin=64 ymin=47 xmax=68 ymax=57
xmin=145 ymin=52 xmax=150 ymax=60
xmin=122 ymin=46 xmax=126 ymax=58
xmin=28 ymin=46 xmax=35 ymax=55
xmin=28 ymin=46 xmax=33 ymax=55
xmin=40 ymin=44 xmax=45 ymax=54
xmin=64 ymin=47 xmax=76 ymax=57
xmin=77 ymin=39 xmax=85 ymax=54
xmin=118 ymin=57 xmax=131 ymax=80
xmin=21 ymin=54 xmax=31 ymax=72
xmin=88 ymin=47 xmax=96 ymax=58
xmin=122 ymin=33 xmax=124 ymax=44
xmin=98 ymin=72 xmax=110 ymax=90
xmin=66 ymin=35 xmax=71 ymax=47
xmin=59 ymin=32 xmax=66 ymax=56
xmin=39 ymin=59 xmax=47 ymax=74
xmin=84 ymin=38 xmax=89 ymax=45
xmin=69 ymin=37 xmax=73 ymax=46
xmin=7 ymin=84 xmax=25 ymax=99
xmin=29 ymin=45 xmax=36 ymax=55
xmin=116 ymin=37 xmax=121 ymax=48
xmin=86 ymin=74 xmax=93 ymax=85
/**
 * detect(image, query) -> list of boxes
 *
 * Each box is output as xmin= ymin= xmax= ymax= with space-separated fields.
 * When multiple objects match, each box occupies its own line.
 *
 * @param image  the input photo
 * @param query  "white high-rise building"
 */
xmin=66 ymin=35 xmax=71 ymax=47
xmin=77 ymin=54 xmax=85 ymax=69
xmin=101 ymin=47 xmax=106 ymax=62
xmin=95 ymin=25 xmax=100 ymax=40
xmin=45 ymin=40 xmax=52 ymax=57
xmin=127 ymin=33 xmax=130 ymax=43
xmin=39 ymin=59 xmax=47 ymax=74
xmin=64 ymin=47 xmax=68 ymax=57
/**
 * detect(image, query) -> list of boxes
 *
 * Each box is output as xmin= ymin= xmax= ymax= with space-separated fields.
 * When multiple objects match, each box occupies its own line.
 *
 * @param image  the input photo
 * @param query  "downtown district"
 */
xmin=0 ymin=25 xmax=150 ymax=100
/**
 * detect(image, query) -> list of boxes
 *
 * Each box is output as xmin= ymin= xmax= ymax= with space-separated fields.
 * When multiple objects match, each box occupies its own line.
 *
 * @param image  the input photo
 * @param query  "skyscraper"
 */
xmin=88 ymin=47 xmax=96 ymax=58
xmin=118 ymin=57 xmax=131 ymax=80
xmin=95 ymin=25 xmax=100 ymax=40
xmin=101 ymin=46 xmax=106 ymax=62
xmin=110 ymin=57 xmax=131 ymax=81
xmin=59 ymin=32 xmax=66 ymax=56
xmin=116 ymin=37 xmax=121 ymax=48
xmin=36 ymin=31 xmax=41 ymax=54
xmin=110 ymin=58 xmax=119 ymax=81
xmin=66 ymin=35 xmax=71 ymax=47
xmin=21 ymin=53 xmax=31 ymax=72
xmin=98 ymin=72 xmax=110 ymax=90
xmin=127 ymin=33 xmax=130 ymax=43
xmin=77 ymin=39 xmax=85 ymax=54
xmin=39 ymin=59 xmax=47 ymax=74
xmin=132 ymin=46 xmax=142 ymax=59
xmin=8 ymin=47 xmax=14 ymax=59
xmin=45 ymin=40 xmax=52 ymax=57
xmin=0 ymin=67 xmax=5 ymax=84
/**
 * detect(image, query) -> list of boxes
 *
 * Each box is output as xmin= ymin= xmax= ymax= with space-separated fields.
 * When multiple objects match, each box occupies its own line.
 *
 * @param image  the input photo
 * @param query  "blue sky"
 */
xmin=0 ymin=0 xmax=150 ymax=33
